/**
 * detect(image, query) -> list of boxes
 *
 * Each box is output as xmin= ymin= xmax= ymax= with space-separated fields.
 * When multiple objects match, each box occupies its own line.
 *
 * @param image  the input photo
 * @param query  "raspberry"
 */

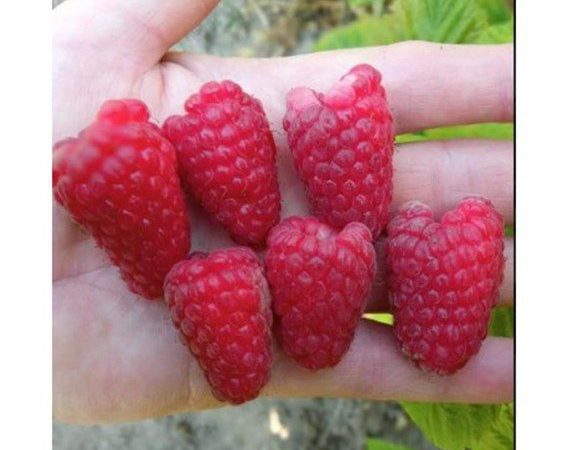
xmin=165 ymin=248 xmax=272 ymax=404
xmin=163 ymin=80 xmax=281 ymax=246
xmin=265 ymin=216 xmax=376 ymax=369
xmin=386 ymin=197 xmax=505 ymax=375
xmin=283 ymin=64 xmax=394 ymax=239
xmin=53 ymin=99 xmax=191 ymax=299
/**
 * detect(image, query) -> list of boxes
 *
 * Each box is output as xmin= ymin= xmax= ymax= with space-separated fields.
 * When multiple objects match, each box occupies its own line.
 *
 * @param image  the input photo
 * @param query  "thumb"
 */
xmin=54 ymin=0 xmax=220 ymax=68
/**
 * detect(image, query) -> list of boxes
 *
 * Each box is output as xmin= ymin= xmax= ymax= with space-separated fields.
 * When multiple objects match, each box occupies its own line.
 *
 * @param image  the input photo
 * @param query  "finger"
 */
xmin=368 ymin=237 xmax=514 ymax=312
xmin=54 ymin=0 xmax=220 ymax=68
xmin=382 ymin=43 xmax=513 ymax=133
xmin=53 ymin=138 xmax=512 ymax=280
xmin=54 ymin=274 xmax=512 ymax=424
xmin=177 ymin=42 xmax=513 ymax=134
xmin=277 ymin=42 xmax=514 ymax=133
xmin=394 ymin=140 xmax=513 ymax=223
xmin=265 ymin=321 xmax=513 ymax=404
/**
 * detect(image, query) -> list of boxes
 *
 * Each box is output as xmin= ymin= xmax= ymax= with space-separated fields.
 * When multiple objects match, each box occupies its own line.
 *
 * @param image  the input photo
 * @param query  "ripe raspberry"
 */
xmin=163 ymin=80 xmax=281 ymax=246
xmin=283 ymin=64 xmax=394 ymax=239
xmin=386 ymin=197 xmax=505 ymax=375
xmin=53 ymin=99 xmax=191 ymax=299
xmin=265 ymin=216 xmax=376 ymax=370
xmin=165 ymin=248 xmax=273 ymax=404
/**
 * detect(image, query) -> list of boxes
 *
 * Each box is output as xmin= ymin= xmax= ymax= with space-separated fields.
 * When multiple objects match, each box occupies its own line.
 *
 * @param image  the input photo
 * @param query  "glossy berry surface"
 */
xmin=386 ymin=197 xmax=505 ymax=375
xmin=283 ymin=64 xmax=394 ymax=239
xmin=165 ymin=248 xmax=273 ymax=404
xmin=52 ymin=99 xmax=191 ymax=299
xmin=163 ymin=80 xmax=281 ymax=246
xmin=265 ymin=216 xmax=376 ymax=370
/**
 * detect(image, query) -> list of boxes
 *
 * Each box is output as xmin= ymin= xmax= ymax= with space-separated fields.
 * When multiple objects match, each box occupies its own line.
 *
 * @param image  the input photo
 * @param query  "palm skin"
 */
xmin=53 ymin=0 xmax=514 ymax=424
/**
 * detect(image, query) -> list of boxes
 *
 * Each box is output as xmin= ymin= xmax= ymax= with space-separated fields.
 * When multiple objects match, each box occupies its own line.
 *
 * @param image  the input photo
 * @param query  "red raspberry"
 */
xmin=265 ymin=217 xmax=376 ymax=369
xmin=283 ymin=64 xmax=394 ymax=239
xmin=386 ymin=197 xmax=505 ymax=375
xmin=165 ymin=248 xmax=273 ymax=404
xmin=163 ymin=81 xmax=281 ymax=246
xmin=53 ymin=99 xmax=191 ymax=299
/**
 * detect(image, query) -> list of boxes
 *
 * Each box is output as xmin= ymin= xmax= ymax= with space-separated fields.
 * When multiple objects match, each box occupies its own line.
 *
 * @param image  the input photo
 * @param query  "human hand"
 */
xmin=53 ymin=0 xmax=514 ymax=423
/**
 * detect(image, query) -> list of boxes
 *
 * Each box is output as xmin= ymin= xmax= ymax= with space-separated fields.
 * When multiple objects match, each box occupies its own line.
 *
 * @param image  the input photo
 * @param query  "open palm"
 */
xmin=53 ymin=0 xmax=514 ymax=423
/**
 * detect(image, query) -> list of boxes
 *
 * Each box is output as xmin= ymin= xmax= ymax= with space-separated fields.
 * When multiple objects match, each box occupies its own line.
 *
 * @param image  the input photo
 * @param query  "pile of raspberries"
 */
xmin=53 ymin=64 xmax=505 ymax=405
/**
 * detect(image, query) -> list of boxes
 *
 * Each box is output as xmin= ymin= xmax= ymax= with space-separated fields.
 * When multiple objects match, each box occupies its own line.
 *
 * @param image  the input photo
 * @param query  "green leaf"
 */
xmin=403 ymin=402 xmax=514 ymax=450
xmin=367 ymin=438 xmax=414 ymax=450
xmin=396 ymin=123 xmax=513 ymax=144
xmin=476 ymin=19 xmax=514 ymax=44
xmin=395 ymin=132 xmax=427 ymax=144
xmin=426 ymin=123 xmax=513 ymax=140
xmin=398 ymin=0 xmax=488 ymax=44
xmin=314 ymin=15 xmax=407 ymax=51
xmin=402 ymin=402 xmax=501 ymax=450
xmin=489 ymin=307 xmax=514 ymax=338
xmin=475 ymin=403 xmax=514 ymax=450
xmin=364 ymin=312 xmax=394 ymax=325
xmin=475 ymin=0 xmax=513 ymax=24
xmin=505 ymin=224 xmax=514 ymax=237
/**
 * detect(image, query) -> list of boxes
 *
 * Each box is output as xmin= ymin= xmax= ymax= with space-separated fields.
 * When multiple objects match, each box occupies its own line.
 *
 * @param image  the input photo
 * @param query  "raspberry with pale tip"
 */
xmin=165 ymin=248 xmax=273 ymax=404
xmin=283 ymin=64 xmax=394 ymax=238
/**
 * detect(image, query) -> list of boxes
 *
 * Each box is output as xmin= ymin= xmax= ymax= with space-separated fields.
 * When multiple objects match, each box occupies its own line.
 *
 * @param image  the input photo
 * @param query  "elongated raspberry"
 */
xmin=386 ymin=197 xmax=505 ymax=375
xmin=53 ymin=99 xmax=191 ymax=299
xmin=165 ymin=248 xmax=273 ymax=404
xmin=283 ymin=64 xmax=394 ymax=239
xmin=163 ymin=81 xmax=281 ymax=246
xmin=265 ymin=217 xmax=376 ymax=369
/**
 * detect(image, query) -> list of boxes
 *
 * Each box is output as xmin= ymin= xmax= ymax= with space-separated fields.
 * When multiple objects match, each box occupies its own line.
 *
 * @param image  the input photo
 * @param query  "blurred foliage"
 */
xmin=402 ymin=402 xmax=513 ymax=450
xmin=476 ymin=403 xmax=514 ymax=450
xmin=476 ymin=18 xmax=514 ymax=44
xmin=316 ymin=0 xmax=513 ymax=50
xmin=318 ymin=1 xmax=515 ymax=449
xmin=348 ymin=0 xmax=387 ymax=15
xmin=476 ymin=0 xmax=514 ymax=24
xmin=366 ymin=437 xmax=414 ymax=450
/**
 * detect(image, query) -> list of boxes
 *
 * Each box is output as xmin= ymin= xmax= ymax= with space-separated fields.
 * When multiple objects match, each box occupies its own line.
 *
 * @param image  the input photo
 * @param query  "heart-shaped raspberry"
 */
xmin=265 ymin=216 xmax=376 ymax=369
xmin=386 ymin=196 xmax=505 ymax=375
xmin=283 ymin=64 xmax=394 ymax=239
